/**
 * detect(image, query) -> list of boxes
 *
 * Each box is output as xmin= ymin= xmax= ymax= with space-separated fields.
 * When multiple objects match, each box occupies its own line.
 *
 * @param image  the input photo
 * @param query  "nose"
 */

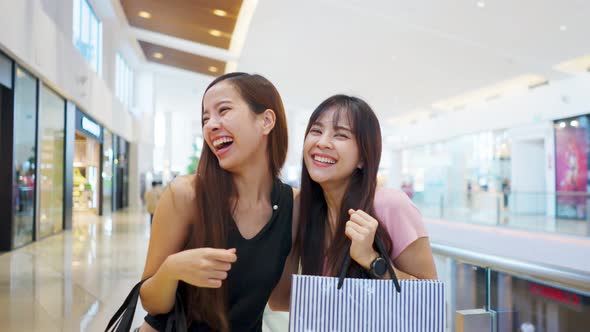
xmin=203 ymin=115 xmax=220 ymax=132
xmin=316 ymin=133 xmax=332 ymax=149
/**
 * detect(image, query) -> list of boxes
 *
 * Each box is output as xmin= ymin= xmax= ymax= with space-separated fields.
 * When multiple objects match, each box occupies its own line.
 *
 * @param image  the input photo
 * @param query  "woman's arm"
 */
xmin=139 ymin=176 xmax=193 ymax=314
xmin=139 ymin=176 xmax=237 ymax=315
xmin=393 ymin=237 xmax=437 ymax=279
xmin=348 ymin=188 xmax=438 ymax=280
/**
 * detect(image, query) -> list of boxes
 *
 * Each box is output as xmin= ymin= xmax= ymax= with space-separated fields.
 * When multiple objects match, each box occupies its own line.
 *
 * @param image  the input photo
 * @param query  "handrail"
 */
xmin=431 ymin=242 xmax=590 ymax=296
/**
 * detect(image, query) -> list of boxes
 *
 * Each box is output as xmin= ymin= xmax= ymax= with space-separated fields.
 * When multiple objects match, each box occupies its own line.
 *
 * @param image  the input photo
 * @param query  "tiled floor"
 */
xmin=0 ymin=209 xmax=290 ymax=332
xmin=0 ymin=210 xmax=151 ymax=332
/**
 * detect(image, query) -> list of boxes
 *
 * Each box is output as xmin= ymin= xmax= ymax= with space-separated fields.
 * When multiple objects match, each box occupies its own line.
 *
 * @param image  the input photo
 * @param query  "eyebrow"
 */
xmin=311 ymin=122 xmax=352 ymax=132
xmin=334 ymin=126 xmax=352 ymax=132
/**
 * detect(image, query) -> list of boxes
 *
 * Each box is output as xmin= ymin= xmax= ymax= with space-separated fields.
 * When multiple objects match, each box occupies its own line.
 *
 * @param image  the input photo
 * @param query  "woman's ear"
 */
xmin=261 ymin=109 xmax=276 ymax=135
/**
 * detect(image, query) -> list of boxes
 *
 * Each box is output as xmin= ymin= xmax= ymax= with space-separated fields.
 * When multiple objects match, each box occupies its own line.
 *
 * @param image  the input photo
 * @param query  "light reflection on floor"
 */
xmin=0 ymin=209 xmax=290 ymax=332
xmin=0 ymin=209 xmax=150 ymax=332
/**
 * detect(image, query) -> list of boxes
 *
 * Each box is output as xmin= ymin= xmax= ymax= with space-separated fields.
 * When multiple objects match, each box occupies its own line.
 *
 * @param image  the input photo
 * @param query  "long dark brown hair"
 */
xmin=293 ymin=95 xmax=393 ymax=277
xmin=184 ymin=72 xmax=288 ymax=331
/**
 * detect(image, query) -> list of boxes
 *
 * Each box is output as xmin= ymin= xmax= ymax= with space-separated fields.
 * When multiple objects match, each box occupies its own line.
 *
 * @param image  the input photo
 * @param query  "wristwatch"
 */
xmin=369 ymin=255 xmax=388 ymax=278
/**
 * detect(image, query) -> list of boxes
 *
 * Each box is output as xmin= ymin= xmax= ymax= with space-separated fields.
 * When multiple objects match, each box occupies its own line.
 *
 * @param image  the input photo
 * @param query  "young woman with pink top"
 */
xmin=269 ymin=95 xmax=437 ymax=311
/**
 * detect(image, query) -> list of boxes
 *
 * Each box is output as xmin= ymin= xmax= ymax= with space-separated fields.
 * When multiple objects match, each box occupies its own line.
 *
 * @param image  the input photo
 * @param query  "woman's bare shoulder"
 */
xmin=165 ymin=175 xmax=197 ymax=216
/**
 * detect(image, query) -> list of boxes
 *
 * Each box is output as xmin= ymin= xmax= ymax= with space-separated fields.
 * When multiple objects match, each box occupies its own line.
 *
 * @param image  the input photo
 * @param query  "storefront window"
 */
xmin=0 ymin=52 xmax=11 ymax=87
xmin=102 ymin=130 xmax=113 ymax=215
xmin=401 ymin=130 xmax=511 ymax=221
xmin=38 ymin=86 xmax=65 ymax=238
xmin=113 ymin=136 xmax=129 ymax=210
xmin=13 ymin=67 xmax=37 ymax=247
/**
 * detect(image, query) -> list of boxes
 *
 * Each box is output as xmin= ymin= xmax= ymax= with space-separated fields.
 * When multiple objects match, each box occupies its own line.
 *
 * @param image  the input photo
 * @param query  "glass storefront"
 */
xmin=1 ymin=52 xmax=128 ymax=251
xmin=12 ymin=67 xmax=38 ymax=247
xmin=102 ymin=129 xmax=114 ymax=215
xmin=0 ymin=52 xmax=14 ymax=251
xmin=401 ymin=130 xmax=511 ymax=223
xmin=38 ymin=85 xmax=65 ymax=238
xmin=73 ymin=132 xmax=101 ymax=212
xmin=72 ymin=110 xmax=103 ymax=217
xmin=113 ymin=135 xmax=129 ymax=210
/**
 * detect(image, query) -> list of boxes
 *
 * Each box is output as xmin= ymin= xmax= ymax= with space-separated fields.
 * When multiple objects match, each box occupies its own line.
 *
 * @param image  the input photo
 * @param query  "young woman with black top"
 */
xmin=138 ymin=73 xmax=298 ymax=332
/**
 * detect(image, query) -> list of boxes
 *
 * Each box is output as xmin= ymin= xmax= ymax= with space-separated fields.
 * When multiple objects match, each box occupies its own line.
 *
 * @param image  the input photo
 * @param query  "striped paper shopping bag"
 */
xmin=289 ymin=275 xmax=445 ymax=332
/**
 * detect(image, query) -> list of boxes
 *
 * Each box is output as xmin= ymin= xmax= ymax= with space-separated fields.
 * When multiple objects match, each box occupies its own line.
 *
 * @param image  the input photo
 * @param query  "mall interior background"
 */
xmin=0 ymin=0 xmax=589 ymax=331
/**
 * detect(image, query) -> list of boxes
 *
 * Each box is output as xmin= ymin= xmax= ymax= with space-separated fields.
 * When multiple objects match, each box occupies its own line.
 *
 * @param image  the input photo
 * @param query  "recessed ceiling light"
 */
xmin=153 ymin=52 xmax=163 ymax=59
xmin=208 ymin=66 xmax=219 ymax=73
xmin=213 ymin=9 xmax=227 ymax=17
xmin=138 ymin=11 xmax=152 ymax=19
xmin=560 ymin=25 xmax=567 ymax=31
xmin=209 ymin=29 xmax=222 ymax=37
xmin=571 ymin=120 xmax=579 ymax=127
xmin=477 ymin=1 xmax=485 ymax=8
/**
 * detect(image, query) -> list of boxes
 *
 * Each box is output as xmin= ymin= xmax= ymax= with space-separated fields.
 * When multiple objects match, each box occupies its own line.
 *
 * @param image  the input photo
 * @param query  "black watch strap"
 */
xmin=369 ymin=256 xmax=388 ymax=278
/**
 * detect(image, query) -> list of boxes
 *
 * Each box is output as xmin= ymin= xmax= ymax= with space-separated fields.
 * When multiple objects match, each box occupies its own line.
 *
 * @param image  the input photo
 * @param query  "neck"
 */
xmin=232 ymin=147 xmax=273 ymax=206
xmin=321 ymin=179 xmax=351 ymax=230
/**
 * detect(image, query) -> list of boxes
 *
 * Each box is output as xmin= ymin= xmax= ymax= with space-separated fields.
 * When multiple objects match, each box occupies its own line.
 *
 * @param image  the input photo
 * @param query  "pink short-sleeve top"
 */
xmin=374 ymin=187 xmax=428 ymax=260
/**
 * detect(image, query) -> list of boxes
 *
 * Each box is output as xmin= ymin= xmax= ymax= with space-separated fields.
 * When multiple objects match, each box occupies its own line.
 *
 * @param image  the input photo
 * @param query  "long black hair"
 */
xmin=293 ymin=95 xmax=393 ymax=277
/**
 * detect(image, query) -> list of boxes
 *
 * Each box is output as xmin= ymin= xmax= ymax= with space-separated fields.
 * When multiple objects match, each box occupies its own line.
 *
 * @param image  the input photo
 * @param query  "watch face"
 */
xmin=373 ymin=257 xmax=388 ymax=277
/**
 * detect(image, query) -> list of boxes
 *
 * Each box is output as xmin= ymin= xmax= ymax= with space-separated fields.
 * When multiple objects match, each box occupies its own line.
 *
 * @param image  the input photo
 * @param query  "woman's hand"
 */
xmin=345 ymin=209 xmax=379 ymax=270
xmin=165 ymin=248 xmax=237 ymax=288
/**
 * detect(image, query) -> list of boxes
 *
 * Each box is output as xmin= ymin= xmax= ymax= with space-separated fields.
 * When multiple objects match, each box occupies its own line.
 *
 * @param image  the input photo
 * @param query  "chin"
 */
xmin=308 ymin=172 xmax=331 ymax=185
xmin=217 ymin=157 xmax=238 ymax=171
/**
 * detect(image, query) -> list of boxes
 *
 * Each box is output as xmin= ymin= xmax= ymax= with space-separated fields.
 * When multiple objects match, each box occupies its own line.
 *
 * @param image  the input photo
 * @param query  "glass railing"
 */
xmin=432 ymin=243 xmax=590 ymax=331
xmin=263 ymin=242 xmax=590 ymax=331
xmin=411 ymin=191 xmax=590 ymax=236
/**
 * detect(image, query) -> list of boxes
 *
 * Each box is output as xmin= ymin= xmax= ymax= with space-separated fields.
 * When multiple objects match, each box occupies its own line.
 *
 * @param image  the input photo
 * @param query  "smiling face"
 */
xmin=202 ymin=81 xmax=268 ymax=172
xmin=303 ymin=107 xmax=363 ymax=187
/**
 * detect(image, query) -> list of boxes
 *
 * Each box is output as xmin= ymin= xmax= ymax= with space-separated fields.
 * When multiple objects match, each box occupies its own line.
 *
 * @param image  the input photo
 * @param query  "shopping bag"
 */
xmin=289 ymin=276 xmax=445 ymax=332
xmin=289 ymin=237 xmax=445 ymax=331
xmin=105 ymin=280 xmax=187 ymax=332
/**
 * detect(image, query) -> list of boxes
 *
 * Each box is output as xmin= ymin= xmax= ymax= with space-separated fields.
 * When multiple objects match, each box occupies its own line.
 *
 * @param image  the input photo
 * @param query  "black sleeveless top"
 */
xmin=145 ymin=179 xmax=293 ymax=331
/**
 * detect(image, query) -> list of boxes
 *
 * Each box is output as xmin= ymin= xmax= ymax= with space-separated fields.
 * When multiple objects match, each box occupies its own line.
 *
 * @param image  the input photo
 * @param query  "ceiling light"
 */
xmin=560 ymin=25 xmax=567 ymax=31
xmin=152 ymin=52 xmax=163 ymax=59
xmin=213 ymin=9 xmax=227 ymax=17
xmin=477 ymin=1 xmax=485 ymax=8
xmin=559 ymin=122 xmax=566 ymax=128
xmin=209 ymin=29 xmax=222 ymax=37
xmin=571 ymin=120 xmax=579 ymax=127
xmin=208 ymin=66 xmax=219 ymax=73
xmin=138 ymin=11 xmax=152 ymax=19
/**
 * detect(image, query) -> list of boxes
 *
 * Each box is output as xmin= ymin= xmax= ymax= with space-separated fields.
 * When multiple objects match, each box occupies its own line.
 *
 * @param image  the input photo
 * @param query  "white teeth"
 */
xmin=213 ymin=137 xmax=233 ymax=148
xmin=313 ymin=155 xmax=336 ymax=164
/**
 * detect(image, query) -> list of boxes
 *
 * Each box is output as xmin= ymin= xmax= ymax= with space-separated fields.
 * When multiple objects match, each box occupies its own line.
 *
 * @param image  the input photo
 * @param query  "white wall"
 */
xmin=0 ymin=0 xmax=136 ymax=142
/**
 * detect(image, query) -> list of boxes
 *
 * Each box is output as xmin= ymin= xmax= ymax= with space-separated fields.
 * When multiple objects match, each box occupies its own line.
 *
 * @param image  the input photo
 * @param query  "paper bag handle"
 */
xmin=337 ymin=236 xmax=401 ymax=293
